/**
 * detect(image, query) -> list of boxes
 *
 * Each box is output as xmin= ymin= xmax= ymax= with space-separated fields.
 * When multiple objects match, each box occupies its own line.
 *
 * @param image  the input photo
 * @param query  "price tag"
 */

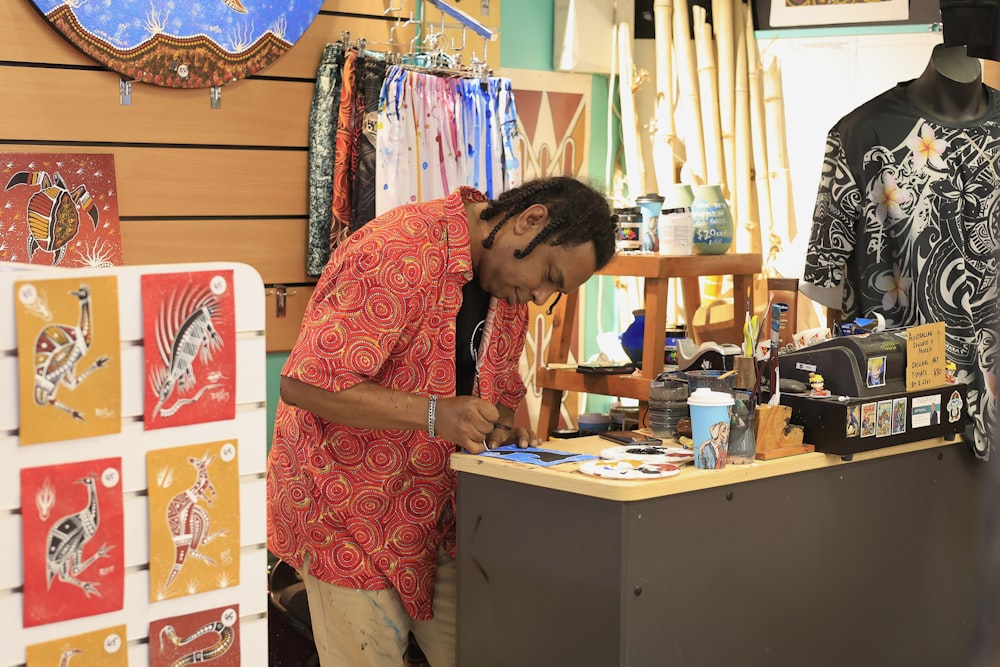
xmin=906 ymin=322 xmax=946 ymax=391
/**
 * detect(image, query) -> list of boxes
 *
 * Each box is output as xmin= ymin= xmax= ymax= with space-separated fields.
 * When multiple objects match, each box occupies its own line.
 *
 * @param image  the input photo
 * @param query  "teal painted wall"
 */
xmin=266 ymin=352 xmax=286 ymax=451
xmin=499 ymin=0 xmax=554 ymax=70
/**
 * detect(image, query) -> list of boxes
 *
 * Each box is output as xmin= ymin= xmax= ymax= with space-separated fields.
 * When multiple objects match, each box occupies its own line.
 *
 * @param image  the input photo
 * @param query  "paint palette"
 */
xmin=578 ymin=459 xmax=681 ymax=480
xmin=598 ymin=445 xmax=694 ymax=466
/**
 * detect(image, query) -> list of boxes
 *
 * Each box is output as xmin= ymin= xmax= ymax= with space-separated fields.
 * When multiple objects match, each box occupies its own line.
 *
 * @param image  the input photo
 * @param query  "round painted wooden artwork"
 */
xmin=29 ymin=0 xmax=325 ymax=88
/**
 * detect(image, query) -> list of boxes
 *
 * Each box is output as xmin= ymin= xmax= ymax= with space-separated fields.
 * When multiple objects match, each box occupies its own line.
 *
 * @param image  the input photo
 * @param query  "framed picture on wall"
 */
xmin=769 ymin=0 xmax=909 ymax=28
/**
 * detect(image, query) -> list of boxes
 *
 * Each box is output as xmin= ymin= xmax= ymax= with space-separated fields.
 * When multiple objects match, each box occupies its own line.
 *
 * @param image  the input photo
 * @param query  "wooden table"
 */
xmin=451 ymin=436 xmax=986 ymax=667
xmin=535 ymin=252 xmax=761 ymax=439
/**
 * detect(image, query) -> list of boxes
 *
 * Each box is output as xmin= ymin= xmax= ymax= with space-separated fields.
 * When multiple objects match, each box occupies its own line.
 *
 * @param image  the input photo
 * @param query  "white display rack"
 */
xmin=0 ymin=262 xmax=268 ymax=666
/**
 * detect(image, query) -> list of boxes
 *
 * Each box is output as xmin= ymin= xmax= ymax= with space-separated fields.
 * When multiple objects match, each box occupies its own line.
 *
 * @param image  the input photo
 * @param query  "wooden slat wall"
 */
xmin=0 ymin=0 xmax=501 ymax=351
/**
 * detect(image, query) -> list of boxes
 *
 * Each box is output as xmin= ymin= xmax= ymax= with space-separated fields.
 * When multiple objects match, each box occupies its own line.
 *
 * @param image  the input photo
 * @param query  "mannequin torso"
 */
xmin=906 ymin=44 xmax=988 ymax=122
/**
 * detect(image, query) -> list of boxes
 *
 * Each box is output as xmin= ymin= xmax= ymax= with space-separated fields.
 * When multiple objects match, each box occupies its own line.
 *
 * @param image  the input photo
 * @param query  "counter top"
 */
xmin=450 ymin=435 xmax=962 ymax=501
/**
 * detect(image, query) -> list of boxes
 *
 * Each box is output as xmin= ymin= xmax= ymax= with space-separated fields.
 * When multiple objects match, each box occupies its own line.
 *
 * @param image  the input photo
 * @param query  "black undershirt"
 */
xmin=455 ymin=277 xmax=490 ymax=396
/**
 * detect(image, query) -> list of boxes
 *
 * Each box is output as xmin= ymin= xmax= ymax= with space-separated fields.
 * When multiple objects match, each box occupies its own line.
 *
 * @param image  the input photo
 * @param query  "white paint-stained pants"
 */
xmin=299 ymin=551 xmax=456 ymax=667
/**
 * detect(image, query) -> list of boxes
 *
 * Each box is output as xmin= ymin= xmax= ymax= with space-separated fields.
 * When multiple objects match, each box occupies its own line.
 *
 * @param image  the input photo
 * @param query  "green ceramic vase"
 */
xmin=691 ymin=185 xmax=734 ymax=255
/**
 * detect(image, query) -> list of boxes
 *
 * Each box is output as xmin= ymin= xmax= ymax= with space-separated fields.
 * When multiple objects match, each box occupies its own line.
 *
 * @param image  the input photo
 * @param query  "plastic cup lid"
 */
xmin=686 ymin=387 xmax=735 ymax=407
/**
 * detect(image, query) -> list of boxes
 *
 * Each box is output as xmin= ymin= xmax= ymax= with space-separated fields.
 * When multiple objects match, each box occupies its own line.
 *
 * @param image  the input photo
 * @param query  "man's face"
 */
xmin=476 ymin=206 xmax=598 ymax=308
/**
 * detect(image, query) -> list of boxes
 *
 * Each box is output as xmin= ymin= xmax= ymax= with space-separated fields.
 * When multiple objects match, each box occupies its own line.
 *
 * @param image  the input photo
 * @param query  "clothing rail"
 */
xmin=423 ymin=0 xmax=497 ymax=41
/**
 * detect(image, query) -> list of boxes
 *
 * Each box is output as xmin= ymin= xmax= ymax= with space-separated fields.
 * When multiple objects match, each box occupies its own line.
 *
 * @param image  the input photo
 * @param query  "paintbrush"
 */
xmin=767 ymin=303 xmax=782 ymax=406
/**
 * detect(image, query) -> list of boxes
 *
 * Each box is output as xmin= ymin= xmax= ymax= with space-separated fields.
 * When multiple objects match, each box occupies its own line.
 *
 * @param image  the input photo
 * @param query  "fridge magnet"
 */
xmin=860 ymin=402 xmax=877 ymax=438
xmin=876 ymin=400 xmax=892 ymax=437
xmin=911 ymin=395 xmax=941 ymax=428
xmin=28 ymin=0 xmax=325 ymax=89
xmin=25 ymin=623 xmax=127 ymax=666
xmin=147 ymin=440 xmax=240 ymax=601
xmin=866 ymin=355 xmax=887 ymax=388
xmin=891 ymin=397 xmax=907 ymax=435
xmin=578 ymin=459 xmax=681 ymax=480
xmin=479 ymin=445 xmax=598 ymax=466
xmin=149 ymin=604 xmax=240 ymax=667
xmin=846 ymin=405 xmax=861 ymax=438
xmin=0 ymin=152 xmax=122 ymax=267
xmin=15 ymin=276 xmax=122 ymax=445
xmin=947 ymin=390 xmax=964 ymax=423
xmin=142 ymin=270 xmax=236 ymax=429
xmin=20 ymin=458 xmax=124 ymax=627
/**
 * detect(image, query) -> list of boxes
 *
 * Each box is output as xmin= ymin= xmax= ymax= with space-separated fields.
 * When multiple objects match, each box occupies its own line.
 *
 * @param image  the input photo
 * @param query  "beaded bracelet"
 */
xmin=427 ymin=395 xmax=438 ymax=438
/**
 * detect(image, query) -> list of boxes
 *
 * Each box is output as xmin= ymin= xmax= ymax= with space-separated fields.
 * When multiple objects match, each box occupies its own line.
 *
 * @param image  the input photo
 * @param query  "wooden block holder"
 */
xmin=732 ymin=355 xmax=758 ymax=390
xmin=753 ymin=403 xmax=816 ymax=460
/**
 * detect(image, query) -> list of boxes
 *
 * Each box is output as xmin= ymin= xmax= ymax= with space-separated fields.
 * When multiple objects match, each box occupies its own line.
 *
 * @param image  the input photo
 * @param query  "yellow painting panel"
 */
xmin=146 ymin=439 xmax=241 ymax=602
xmin=26 ymin=624 xmax=128 ymax=666
xmin=14 ymin=275 xmax=121 ymax=445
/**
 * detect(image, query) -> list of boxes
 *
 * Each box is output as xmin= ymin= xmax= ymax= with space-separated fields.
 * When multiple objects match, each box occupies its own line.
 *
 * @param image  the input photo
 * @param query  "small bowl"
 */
xmin=577 ymin=412 xmax=611 ymax=433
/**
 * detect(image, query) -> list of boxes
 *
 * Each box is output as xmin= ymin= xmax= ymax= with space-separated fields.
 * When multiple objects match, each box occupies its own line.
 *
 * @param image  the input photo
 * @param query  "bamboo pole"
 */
xmin=672 ymin=0 xmax=706 ymax=185
xmin=606 ymin=23 xmax=619 ymax=199
xmin=651 ymin=0 xmax=677 ymax=192
xmin=763 ymin=57 xmax=794 ymax=271
xmin=693 ymin=5 xmax=724 ymax=187
xmin=617 ymin=22 xmax=648 ymax=201
xmin=733 ymin=0 xmax=759 ymax=256
xmin=712 ymin=0 xmax=736 ymax=201
xmin=745 ymin=11 xmax=774 ymax=272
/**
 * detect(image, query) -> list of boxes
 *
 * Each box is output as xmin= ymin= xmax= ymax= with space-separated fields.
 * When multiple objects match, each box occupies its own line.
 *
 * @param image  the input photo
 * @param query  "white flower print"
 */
xmin=874 ymin=264 xmax=912 ymax=312
xmin=869 ymin=172 xmax=911 ymax=222
xmin=906 ymin=123 xmax=948 ymax=171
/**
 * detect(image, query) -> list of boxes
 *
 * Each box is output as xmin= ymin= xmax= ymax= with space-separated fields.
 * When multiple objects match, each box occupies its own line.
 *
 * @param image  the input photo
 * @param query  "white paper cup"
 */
xmin=687 ymin=388 xmax=734 ymax=469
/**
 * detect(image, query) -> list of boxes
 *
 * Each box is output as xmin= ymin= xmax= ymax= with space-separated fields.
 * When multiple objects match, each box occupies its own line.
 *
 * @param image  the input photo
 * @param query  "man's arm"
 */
xmin=280 ymin=376 xmax=502 ymax=453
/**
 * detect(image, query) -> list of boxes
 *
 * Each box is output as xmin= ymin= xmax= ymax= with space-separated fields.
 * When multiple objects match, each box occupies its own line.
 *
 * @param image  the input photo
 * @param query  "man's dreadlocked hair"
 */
xmin=479 ymin=177 xmax=616 ymax=270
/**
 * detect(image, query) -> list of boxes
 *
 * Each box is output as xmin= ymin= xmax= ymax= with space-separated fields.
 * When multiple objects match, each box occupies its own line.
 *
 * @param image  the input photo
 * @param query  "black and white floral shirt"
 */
xmin=801 ymin=81 xmax=998 ymax=459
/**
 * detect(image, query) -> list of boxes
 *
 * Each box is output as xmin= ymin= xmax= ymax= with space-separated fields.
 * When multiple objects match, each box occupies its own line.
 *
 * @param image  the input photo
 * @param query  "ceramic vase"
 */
xmin=691 ymin=185 xmax=734 ymax=255
xmin=619 ymin=309 xmax=645 ymax=367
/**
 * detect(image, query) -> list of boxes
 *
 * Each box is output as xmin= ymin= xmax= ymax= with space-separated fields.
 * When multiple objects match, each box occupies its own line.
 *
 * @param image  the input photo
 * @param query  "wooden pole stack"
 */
xmin=643 ymin=0 xmax=781 ymax=265
xmin=652 ymin=0 xmax=678 ymax=192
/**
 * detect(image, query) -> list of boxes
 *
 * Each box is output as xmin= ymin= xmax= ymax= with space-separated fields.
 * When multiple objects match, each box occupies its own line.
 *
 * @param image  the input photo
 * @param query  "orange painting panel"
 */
xmin=147 ymin=439 xmax=241 ymax=602
xmin=26 ymin=624 xmax=127 ymax=666
xmin=15 ymin=275 xmax=121 ymax=445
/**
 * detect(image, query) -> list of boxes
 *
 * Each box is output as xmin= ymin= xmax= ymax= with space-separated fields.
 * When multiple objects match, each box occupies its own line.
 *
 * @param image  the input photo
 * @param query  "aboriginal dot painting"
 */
xmin=27 ymin=0 xmax=325 ymax=88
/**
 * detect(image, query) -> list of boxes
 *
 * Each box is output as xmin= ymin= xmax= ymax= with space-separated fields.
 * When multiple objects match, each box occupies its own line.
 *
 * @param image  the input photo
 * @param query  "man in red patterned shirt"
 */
xmin=268 ymin=177 xmax=616 ymax=666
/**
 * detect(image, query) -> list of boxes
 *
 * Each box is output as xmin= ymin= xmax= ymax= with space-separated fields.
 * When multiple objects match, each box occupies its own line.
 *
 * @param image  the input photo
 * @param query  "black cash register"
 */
xmin=776 ymin=332 xmax=967 ymax=458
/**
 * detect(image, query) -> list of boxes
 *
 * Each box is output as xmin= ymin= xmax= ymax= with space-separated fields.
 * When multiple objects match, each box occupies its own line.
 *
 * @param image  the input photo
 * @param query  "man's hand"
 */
xmin=484 ymin=424 xmax=540 ymax=451
xmin=435 ymin=396 xmax=500 ymax=454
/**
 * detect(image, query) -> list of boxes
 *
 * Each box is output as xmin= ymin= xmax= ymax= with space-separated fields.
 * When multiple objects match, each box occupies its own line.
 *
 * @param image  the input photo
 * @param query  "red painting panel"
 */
xmin=149 ymin=604 xmax=241 ymax=667
xmin=142 ymin=270 xmax=237 ymax=429
xmin=20 ymin=457 xmax=125 ymax=627
xmin=0 ymin=152 xmax=122 ymax=267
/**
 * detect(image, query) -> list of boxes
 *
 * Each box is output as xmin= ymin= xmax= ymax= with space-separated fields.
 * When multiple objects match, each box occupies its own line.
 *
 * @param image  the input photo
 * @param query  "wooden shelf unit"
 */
xmin=536 ymin=252 xmax=761 ymax=438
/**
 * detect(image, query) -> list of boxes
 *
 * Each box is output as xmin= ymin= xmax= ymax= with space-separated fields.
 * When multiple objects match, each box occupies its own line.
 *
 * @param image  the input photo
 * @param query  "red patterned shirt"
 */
xmin=267 ymin=188 xmax=528 ymax=620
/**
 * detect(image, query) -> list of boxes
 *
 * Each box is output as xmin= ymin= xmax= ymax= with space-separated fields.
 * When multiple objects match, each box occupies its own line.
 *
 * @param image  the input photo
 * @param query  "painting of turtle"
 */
xmin=1 ymin=152 xmax=123 ymax=268
xmin=7 ymin=170 xmax=99 ymax=265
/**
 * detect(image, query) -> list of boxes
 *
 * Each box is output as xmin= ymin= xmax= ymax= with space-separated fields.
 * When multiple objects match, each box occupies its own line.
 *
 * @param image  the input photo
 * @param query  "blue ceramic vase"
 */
xmin=619 ymin=309 xmax=645 ymax=367
xmin=691 ymin=185 xmax=734 ymax=255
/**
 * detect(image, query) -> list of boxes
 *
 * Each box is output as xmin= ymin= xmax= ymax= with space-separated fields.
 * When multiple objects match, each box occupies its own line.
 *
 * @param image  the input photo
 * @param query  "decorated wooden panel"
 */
xmin=0 ymin=153 xmax=122 ymax=268
xmin=27 ymin=0 xmax=326 ymax=88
